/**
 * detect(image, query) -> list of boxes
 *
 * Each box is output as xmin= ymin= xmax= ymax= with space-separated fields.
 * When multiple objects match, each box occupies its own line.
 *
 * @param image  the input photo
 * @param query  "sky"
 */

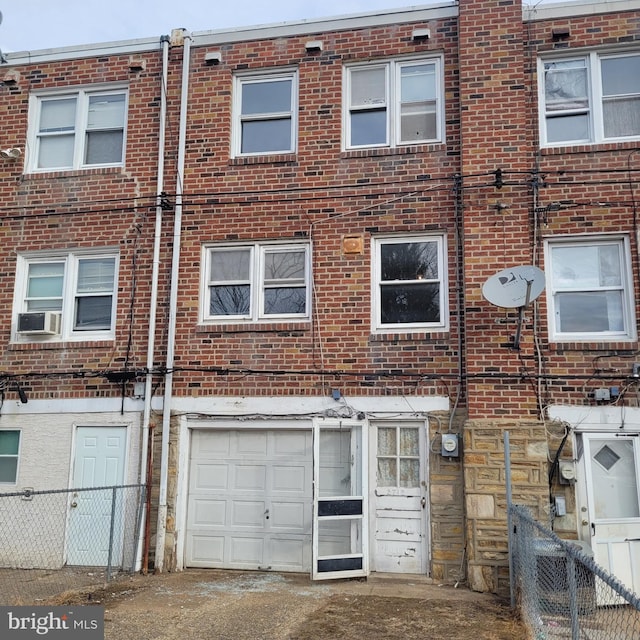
xmin=0 ymin=0 xmax=446 ymax=53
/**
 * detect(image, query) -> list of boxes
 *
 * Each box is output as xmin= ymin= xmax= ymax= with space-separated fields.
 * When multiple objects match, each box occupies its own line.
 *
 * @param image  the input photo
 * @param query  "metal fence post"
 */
xmin=566 ymin=554 xmax=580 ymax=640
xmin=505 ymin=431 xmax=515 ymax=610
xmin=106 ymin=486 xmax=117 ymax=582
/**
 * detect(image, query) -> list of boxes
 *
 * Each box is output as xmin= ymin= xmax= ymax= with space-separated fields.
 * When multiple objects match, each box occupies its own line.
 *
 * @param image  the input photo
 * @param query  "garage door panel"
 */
xmin=189 ymin=535 xmax=225 ymax=564
xmin=234 ymin=465 xmax=267 ymax=491
xmin=192 ymin=499 xmax=226 ymax=526
xmin=195 ymin=430 xmax=231 ymax=456
xmin=193 ymin=463 xmax=228 ymax=490
xmin=231 ymin=501 xmax=266 ymax=528
xmin=236 ymin=431 xmax=268 ymax=455
xmin=273 ymin=431 xmax=308 ymax=456
xmin=270 ymin=501 xmax=307 ymax=530
xmin=229 ymin=537 xmax=264 ymax=564
xmin=272 ymin=465 xmax=307 ymax=493
xmin=270 ymin=537 xmax=306 ymax=569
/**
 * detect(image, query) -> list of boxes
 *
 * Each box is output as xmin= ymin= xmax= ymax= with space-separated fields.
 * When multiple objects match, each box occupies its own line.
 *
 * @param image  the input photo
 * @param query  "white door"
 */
xmin=185 ymin=429 xmax=312 ymax=571
xmin=583 ymin=433 xmax=640 ymax=602
xmin=67 ymin=426 xmax=127 ymax=565
xmin=312 ymin=421 xmax=368 ymax=580
xmin=372 ymin=422 xmax=428 ymax=573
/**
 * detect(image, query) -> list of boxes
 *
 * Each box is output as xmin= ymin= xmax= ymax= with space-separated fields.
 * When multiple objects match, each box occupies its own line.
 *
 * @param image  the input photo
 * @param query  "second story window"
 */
xmin=344 ymin=57 xmax=443 ymax=150
xmin=233 ymin=71 xmax=297 ymax=156
xmin=202 ymin=242 xmax=310 ymax=322
xmin=29 ymin=88 xmax=127 ymax=172
xmin=372 ymin=234 xmax=448 ymax=333
xmin=541 ymin=52 xmax=640 ymax=145
xmin=14 ymin=251 xmax=118 ymax=341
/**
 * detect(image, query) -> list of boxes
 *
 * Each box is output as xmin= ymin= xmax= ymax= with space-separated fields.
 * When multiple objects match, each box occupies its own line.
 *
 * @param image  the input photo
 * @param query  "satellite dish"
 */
xmin=482 ymin=265 xmax=545 ymax=309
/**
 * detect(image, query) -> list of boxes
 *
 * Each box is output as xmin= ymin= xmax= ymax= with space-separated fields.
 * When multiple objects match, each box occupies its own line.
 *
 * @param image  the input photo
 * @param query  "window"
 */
xmin=345 ymin=57 xmax=443 ymax=149
xmin=372 ymin=235 xmax=448 ymax=332
xmin=15 ymin=251 xmax=118 ymax=340
xmin=541 ymin=52 xmax=640 ymax=145
xmin=233 ymin=71 xmax=297 ymax=156
xmin=545 ymin=236 xmax=636 ymax=342
xmin=29 ymin=88 xmax=127 ymax=171
xmin=202 ymin=242 xmax=310 ymax=322
xmin=377 ymin=425 xmax=420 ymax=488
xmin=0 ymin=431 xmax=20 ymax=484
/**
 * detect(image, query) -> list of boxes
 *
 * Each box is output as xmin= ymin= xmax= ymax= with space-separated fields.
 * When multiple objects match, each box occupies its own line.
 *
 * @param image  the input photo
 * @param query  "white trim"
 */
xmin=548 ymin=404 xmax=640 ymax=431
xmin=525 ymin=0 xmax=640 ymax=21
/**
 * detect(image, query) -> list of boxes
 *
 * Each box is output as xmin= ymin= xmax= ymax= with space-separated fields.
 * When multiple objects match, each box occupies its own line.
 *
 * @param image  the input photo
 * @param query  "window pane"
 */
xmin=210 ymin=285 xmax=250 ymax=315
xmin=400 ymin=104 xmax=436 ymax=142
xmin=38 ymin=135 xmax=74 ymax=168
xmin=381 ymin=242 xmax=438 ymax=281
xmin=381 ymin=283 xmax=440 ymax=324
xmin=0 ymin=458 xmax=18 ymax=483
xmin=27 ymin=263 xmax=64 ymax=297
xmin=75 ymin=295 xmax=112 ymax=330
xmin=351 ymin=68 xmax=386 ymax=106
xmin=400 ymin=428 xmax=419 ymax=456
xmin=556 ymin=291 xmax=624 ymax=332
xmin=399 ymin=459 xmax=419 ymax=488
xmin=264 ymin=287 xmax=306 ymax=315
xmin=264 ymin=250 xmax=305 ymax=282
xmin=378 ymin=428 xmax=396 ymax=455
xmin=87 ymin=94 xmax=126 ymax=129
xmin=77 ymin=258 xmax=115 ymax=293
xmin=242 ymin=79 xmax=292 ymax=115
xmin=603 ymin=97 xmax=640 ymax=138
xmin=0 ymin=431 xmax=19 ymax=455
xmin=377 ymin=458 xmax=397 ymax=486
xmin=39 ymin=98 xmax=76 ymax=132
xmin=551 ymin=245 xmax=621 ymax=289
xmin=601 ymin=56 xmax=640 ymax=96
xmin=211 ymin=249 xmax=251 ymax=282
xmin=546 ymin=113 xmax=590 ymax=143
xmin=544 ymin=60 xmax=588 ymax=111
xmin=85 ymin=130 xmax=124 ymax=164
xmin=241 ymin=118 xmax=292 ymax=153
xmin=401 ymin=64 xmax=436 ymax=102
xmin=350 ymin=110 xmax=386 ymax=146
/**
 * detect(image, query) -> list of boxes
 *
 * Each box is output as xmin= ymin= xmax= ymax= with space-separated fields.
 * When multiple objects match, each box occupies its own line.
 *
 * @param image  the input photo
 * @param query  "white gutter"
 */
xmin=154 ymin=29 xmax=191 ymax=573
xmin=135 ymin=34 xmax=170 ymax=572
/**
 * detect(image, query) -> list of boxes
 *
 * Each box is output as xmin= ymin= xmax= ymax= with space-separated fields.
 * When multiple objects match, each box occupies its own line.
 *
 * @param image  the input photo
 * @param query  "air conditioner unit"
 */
xmin=17 ymin=311 xmax=61 ymax=335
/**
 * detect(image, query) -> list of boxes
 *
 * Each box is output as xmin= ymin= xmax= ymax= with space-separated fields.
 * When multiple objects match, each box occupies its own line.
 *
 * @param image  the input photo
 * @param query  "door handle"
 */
xmin=591 ymin=522 xmax=596 ymax=535
xmin=71 ymin=501 xmax=78 ymax=508
xmin=264 ymin=509 xmax=270 ymax=520
xmin=421 ymin=497 xmax=426 ymax=509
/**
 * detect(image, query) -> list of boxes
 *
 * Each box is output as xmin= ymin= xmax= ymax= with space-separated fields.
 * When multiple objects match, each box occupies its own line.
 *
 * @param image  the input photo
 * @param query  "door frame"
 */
xmin=368 ymin=419 xmax=430 ymax=574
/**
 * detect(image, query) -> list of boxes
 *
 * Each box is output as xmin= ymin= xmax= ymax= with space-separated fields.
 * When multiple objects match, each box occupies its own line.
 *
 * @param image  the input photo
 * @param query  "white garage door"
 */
xmin=185 ymin=429 xmax=312 ymax=572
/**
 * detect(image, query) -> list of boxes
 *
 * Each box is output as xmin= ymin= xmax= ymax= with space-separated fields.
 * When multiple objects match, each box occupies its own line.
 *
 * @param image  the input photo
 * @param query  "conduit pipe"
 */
xmin=155 ymin=29 xmax=191 ymax=573
xmin=136 ymin=34 xmax=170 ymax=573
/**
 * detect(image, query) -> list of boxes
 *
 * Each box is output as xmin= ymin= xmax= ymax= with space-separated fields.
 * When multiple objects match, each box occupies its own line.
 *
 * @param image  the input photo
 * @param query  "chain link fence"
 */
xmin=509 ymin=504 xmax=640 ymax=639
xmin=0 ymin=484 xmax=146 ymax=605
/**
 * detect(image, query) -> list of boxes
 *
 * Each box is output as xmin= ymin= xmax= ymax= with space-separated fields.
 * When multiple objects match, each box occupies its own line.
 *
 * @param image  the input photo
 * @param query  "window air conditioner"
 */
xmin=17 ymin=311 xmax=62 ymax=335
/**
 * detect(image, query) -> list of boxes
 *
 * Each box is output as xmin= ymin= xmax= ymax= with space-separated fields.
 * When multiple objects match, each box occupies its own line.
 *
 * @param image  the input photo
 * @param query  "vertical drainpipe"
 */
xmin=135 ymin=34 xmax=170 ymax=572
xmin=155 ymin=28 xmax=191 ymax=573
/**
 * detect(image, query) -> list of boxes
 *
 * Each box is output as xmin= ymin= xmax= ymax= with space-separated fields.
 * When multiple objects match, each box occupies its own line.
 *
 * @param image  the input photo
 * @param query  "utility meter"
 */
xmin=559 ymin=461 xmax=576 ymax=484
xmin=441 ymin=433 xmax=460 ymax=458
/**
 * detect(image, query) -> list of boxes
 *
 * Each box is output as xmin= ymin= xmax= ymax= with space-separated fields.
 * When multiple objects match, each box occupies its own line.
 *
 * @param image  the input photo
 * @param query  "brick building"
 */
xmin=0 ymin=0 xmax=639 ymax=595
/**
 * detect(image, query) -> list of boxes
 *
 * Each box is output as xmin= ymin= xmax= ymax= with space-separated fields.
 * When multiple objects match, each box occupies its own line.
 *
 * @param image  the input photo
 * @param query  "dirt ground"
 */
xmin=51 ymin=569 xmax=527 ymax=640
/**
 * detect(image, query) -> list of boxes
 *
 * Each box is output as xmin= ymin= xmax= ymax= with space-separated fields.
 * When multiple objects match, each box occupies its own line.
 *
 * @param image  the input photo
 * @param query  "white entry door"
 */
xmin=67 ymin=426 xmax=127 ymax=565
xmin=371 ymin=422 xmax=428 ymax=573
xmin=583 ymin=433 xmax=640 ymax=602
xmin=185 ymin=428 xmax=312 ymax=571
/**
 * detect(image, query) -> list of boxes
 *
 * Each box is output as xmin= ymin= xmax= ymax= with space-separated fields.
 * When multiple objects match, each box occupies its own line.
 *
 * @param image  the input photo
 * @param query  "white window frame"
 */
xmin=539 ymin=50 xmax=640 ymax=146
xmin=344 ymin=56 xmax=444 ymax=150
xmin=13 ymin=250 xmax=119 ymax=341
xmin=372 ymin=234 xmax=449 ymax=333
xmin=0 ymin=430 xmax=21 ymax=485
xmin=544 ymin=234 xmax=637 ymax=342
xmin=232 ymin=70 xmax=298 ymax=157
xmin=201 ymin=241 xmax=311 ymax=323
xmin=27 ymin=86 xmax=128 ymax=172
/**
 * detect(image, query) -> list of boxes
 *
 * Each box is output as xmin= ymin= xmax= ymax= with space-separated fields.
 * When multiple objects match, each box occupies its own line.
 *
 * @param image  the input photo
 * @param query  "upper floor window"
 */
xmin=344 ymin=57 xmax=443 ymax=149
xmin=202 ymin=242 xmax=310 ymax=322
xmin=0 ymin=430 xmax=20 ymax=484
xmin=544 ymin=235 xmax=637 ymax=342
xmin=14 ymin=251 xmax=118 ymax=341
xmin=540 ymin=52 xmax=640 ymax=146
xmin=372 ymin=234 xmax=448 ymax=332
xmin=232 ymin=71 xmax=297 ymax=156
xmin=28 ymin=88 xmax=127 ymax=172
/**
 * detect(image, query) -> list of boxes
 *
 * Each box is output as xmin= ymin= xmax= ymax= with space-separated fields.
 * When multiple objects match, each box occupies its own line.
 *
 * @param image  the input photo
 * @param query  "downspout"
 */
xmin=136 ymin=34 xmax=170 ymax=573
xmin=155 ymin=29 xmax=191 ymax=573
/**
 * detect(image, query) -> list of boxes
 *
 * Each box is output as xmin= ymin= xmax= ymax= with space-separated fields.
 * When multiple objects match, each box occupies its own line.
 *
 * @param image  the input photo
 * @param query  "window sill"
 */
xmin=196 ymin=321 xmax=310 ymax=334
xmin=229 ymin=154 xmax=297 ymax=166
xmin=548 ymin=340 xmax=639 ymax=352
xmin=21 ymin=166 xmax=124 ymax=180
xmin=9 ymin=339 xmax=114 ymax=351
xmin=540 ymin=139 xmax=640 ymax=156
xmin=341 ymin=143 xmax=445 ymax=159
xmin=369 ymin=330 xmax=449 ymax=343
